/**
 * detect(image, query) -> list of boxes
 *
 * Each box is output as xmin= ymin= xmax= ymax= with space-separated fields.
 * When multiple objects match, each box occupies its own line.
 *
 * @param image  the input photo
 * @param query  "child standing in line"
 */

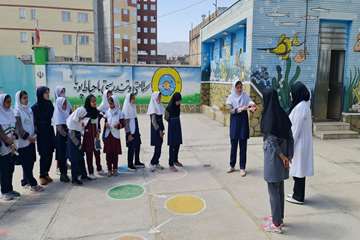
xmin=14 ymin=91 xmax=43 ymax=192
xmin=66 ymin=107 xmax=89 ymax=185
xmin=165 ymin=92 xmax=183 ymax=172
xmin=147 ymin=92 xmax=165 ymax=172
xmin=98 ymin=90 xmax=113 ymax=114
xmin=226 ymin=80 xmax=256 ymax=176
xmin=54 ymin=97 xmax=71 ymax=183
xmin=83 ymin=95 xmax=104 ymax=179
xmin=31 ymin=87 xmax=55 ymax=186
xmin=0 ymin=94 xmax=19 ymax=201
xmin=260 ymin=89 xmax=293 ymax=234
xmin=123 ymin=93 xmax=144 ymax=171
xmin=103 ymin=96 xmax=124 ymax=177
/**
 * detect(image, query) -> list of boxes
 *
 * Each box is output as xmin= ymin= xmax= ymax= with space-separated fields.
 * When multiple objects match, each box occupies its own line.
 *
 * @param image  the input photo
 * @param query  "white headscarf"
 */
xmin=53 ymin=97 xmax=70 ymax=125
xmin=147 ymin=92 xmax=165 ymax=115
xmin=226 ymin=80 xmax=254 ymax=109
xmin=122 ymin=93 xmax=137 ymax=119
xmin=105 ymin=96 xmax=124 ymax=139
xmin=98 ymin=90 xmax=112 ymax=113
xmin=55 ymin=86 xmax=72 ymax=112
xmin=66 ymin=107 xmax=88 ymax=132
xmin=0 ymin=94 xmax=16 ymax=125
xmin=14 ymin=90 xmax=34 ymax=131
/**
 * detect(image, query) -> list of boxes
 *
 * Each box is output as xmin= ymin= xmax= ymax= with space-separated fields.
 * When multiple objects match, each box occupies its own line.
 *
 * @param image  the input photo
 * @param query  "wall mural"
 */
xmin=344 ymin=67 xmax=360 ymax=112
xmin=258 ymin=34 xmax=303 ymax=60
xmin=354 ymin=33 xmax=360 ymax=52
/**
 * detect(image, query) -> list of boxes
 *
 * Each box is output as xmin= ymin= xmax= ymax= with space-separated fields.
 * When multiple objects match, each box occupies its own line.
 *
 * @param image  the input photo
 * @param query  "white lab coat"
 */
xmin=289 ymin=101 xmax=314 ymax=178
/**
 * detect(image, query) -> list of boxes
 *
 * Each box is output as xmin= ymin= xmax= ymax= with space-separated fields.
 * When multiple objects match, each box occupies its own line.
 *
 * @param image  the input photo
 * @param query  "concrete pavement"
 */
xmin=0 ymin=114 xmax=360 ymax=240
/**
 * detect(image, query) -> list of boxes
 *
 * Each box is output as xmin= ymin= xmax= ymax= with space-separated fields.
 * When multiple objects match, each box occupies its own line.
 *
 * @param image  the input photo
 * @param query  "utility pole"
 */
xmin=75 ymin=31 xmax=79 ymax=62
xmin=213 ymin=0 xmax=218 ymax=15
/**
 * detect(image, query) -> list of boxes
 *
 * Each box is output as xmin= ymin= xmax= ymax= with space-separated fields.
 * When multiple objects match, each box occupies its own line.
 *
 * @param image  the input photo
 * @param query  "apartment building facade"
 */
xmin=0 ymin=0 xmax=95 ymax=62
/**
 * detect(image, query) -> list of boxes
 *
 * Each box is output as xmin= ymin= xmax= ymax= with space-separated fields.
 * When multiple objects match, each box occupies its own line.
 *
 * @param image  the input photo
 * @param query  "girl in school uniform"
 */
xmin=147 ymin=92 xmax=165 ymax=172
xmin=287 ymin=82 xmax=314 ymax=205
xmin=53 ymin=97 xmax=71 ymax=183
xmin=14 ymin=91 xmax=43 ymax=192
xmin=32 ymin=86 xmax=55 ymax=186
xmin=123 ymin=93 xmax=144 ymax=171
xmin=98 ymin=90 xmax=113 ymax=114
xmin=0 ymin=94 xmax=19 ymax=201
xmin=83 ymin=94 xmax=104 ymax=179
xmin=261 ymin=89 xmax=294 ymax=234
xmin=226 ymin=80 xmax=256 ymax=176
xmin=103 ymin=96 xmax=124 ymax=176
xmin=66 ymin=107 xmax=89 ymax=185
xmin=165 ymin=92 xmax=183 ymax=172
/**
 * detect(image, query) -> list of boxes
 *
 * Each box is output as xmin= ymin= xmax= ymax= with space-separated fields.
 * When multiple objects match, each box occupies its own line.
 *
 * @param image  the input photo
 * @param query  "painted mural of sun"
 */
xmin=163 ymin=81 xmax=171 ymax=90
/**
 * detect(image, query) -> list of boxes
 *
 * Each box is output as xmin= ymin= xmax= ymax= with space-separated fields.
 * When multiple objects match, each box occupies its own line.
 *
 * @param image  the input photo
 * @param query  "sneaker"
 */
xmin=262 ymin=222 xmax=283 ymax=234
xmin=262 ymin=216 xmax=285 ymax=228
xmin=227 ymin=167 xmax=236 ymax=174
xmin=156 ymin=164 xmax=165 ymax=170
xmin=60 ymin=174 xmax=70 ymax=183
xmin=150 ymin=164 xmax=156 ymax=172
xmin=287 ymin=193 xmax=293 ymax=198
xmin=72 ymin=179 xmax=83 ymax=186
xmin=169 ymin=166 xmax=178 ymax=172
xmin=0 ymin=193 xmax=14 ymax=201
xmin=39 ymin=177 xmax=48 ymax=186
xmin=135 ymin=162 xmax=145 ymax=168
xmin=9 ymin=191 xmax=21 ymax=198
xmin=88 ymin=174 xmax=97 ymax=180
xmin=286 ymin=196 xmax=304 ymax=205
xmin=174 ymin=162 xmax=183 ymax=168
xmin=128 ymin=165 xmax=137 ymax=172
xmin=240 ymin=169 xmax=247 ymax=177
xmin=30 ymin=185 xmax=44 ymax=192
xmin=82 ymin=176 xmax=93 ymax=181
xmin=56 ymin=168 xmax=61 ymax=176
xmin=45 ymin=176 xmax=53 ymax=183
xmin=97 ymin=170 xmax=107 ymax=176
xmin=23 ymin=184 xmax=31 ymax=190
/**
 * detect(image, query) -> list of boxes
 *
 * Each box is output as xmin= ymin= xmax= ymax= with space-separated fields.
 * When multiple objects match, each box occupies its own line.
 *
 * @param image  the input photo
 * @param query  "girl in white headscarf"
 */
xmin=103 ymin=96 xmax=124 ymax=176
xmin=14 ymin=91 xmax=43 ymax=192
xmin=98 ymin=90 xmax=113 ymax=114
xmin=123 ymin=93 xmax=143 ymax=171
xmin=147 ymin=92 xmax=165 ymax=172
xmin=54 ymin=97 xmax=71 ymax=183
xmin=226 ymin=80 xmax=257 ymax=176
xmin=55 ymin=86 xmax=72 ymax=112
xmin=66 ymin=107 xmax=89 ymax=185
xmin=0 ymin=94 xmax=18 ymax=201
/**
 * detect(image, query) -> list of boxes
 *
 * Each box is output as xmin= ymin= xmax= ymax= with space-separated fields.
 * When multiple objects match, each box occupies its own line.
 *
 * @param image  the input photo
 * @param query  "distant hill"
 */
xmin=158 ymin=41 xmax=189 ymax=58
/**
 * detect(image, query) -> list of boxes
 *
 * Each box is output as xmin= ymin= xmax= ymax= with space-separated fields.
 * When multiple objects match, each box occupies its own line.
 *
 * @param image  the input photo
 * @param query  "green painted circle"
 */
xmin=108 ymin=184 xmax=145 ymax=200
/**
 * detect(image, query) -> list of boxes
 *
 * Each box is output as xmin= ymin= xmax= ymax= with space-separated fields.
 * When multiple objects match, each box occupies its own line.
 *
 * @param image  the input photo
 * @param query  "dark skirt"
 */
xmin=104 ymin=133 xmax=122 ymax=155
xmin=151 ymin=115 xmax=165 ymax=146
xmin=229 ymin=111 xmax=249 ymax=140
xmin=126 ymin=118 xmax=142 ymax=147
xmin=167 ymin=117 xmax=182 ymax=146
xmin=82 ymin=122 xmax=98 ymax=152
xmin=56 ymin=132 xmax=68 ymax=161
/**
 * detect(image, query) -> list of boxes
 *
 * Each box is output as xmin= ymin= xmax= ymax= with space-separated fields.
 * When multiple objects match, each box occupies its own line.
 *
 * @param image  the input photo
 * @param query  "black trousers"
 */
xmin=230 ymin=139 xmax=247 ymax=169
xmin=169 ymin=145 xmax=180 ymax=167
xmin=0 ymin=153 xmax=15 ymax=194
xmin=267 ymin=181 xmax=285 ymax=226
xmin=151 ymin=145 xmax=162 ymax=165
xmin=127 ymin=143 xmax=141 ymax=167
xmin=56 ymin=134 xmax=68 ymax=175
xmin=19 ymin=144 xmax=38 ymax=187
xmin=39 ymin=152 xmax=53 ymax=178
xmin=67 ymin=135 xmax=87 ymax=181
xmin=293 ymin=177 xmax=306 ymax=202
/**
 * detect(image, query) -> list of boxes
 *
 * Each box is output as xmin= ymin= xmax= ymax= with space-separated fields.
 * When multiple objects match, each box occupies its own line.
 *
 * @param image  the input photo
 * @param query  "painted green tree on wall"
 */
xmin=344 ymin=67 xmax=360 ymax=112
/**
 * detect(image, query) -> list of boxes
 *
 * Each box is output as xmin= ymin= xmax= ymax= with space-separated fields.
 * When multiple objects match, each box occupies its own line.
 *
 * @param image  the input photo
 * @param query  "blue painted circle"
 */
xmin=158 ymin=74 xmax=176 ymax=97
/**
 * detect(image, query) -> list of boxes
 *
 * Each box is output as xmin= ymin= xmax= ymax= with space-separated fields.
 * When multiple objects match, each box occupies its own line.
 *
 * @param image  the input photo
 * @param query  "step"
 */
xmin=314 ymin=130 xmax=360 ymax=140
xmin=313 ymin=122 xmax=350 ymax=132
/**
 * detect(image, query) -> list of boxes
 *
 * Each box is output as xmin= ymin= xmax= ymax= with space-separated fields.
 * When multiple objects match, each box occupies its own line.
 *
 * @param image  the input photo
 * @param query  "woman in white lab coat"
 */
xmin=287 ymin=82 xmax=314 ymax=205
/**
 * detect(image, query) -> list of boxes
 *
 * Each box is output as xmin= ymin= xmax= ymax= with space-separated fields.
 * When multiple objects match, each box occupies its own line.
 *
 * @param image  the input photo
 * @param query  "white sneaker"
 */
xmin=97 ymin=170 xmax=107 ymax=176
xmin=287 ymin=193 xmax=293 ymax=198
xmin=88 ymin=174 xmax=97 ymax=180
xmin=227 ymin=167 xmax=236 ymax=174
xmin=262 ymin=222 xmax=283 ymax=234
xmin=286 ymin=196 xmax=304 ymax=205
xmin=240 ymin=169 xmax=247 ymax=177
xmin=150 ymin=164 xmax=156 ymax=172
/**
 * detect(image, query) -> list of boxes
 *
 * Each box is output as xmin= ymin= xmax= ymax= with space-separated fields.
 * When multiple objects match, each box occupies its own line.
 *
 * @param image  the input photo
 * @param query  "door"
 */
xmin=327 ymin=50 xmax=345 ymax=120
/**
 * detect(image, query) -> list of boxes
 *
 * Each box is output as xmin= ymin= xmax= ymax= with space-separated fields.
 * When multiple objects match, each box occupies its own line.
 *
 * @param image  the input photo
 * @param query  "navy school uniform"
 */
xmin=56 ymin=125 xmax=68 ymax=176
xmin=167 ymin=116 xmax=182 ymax=166
xmin=126 ymin=118 xmax=142 ymax=167
xmin=150 ymin=114 xmax=165 ymax=165
xmin=67 ymin=130 xmax=87 ymax=181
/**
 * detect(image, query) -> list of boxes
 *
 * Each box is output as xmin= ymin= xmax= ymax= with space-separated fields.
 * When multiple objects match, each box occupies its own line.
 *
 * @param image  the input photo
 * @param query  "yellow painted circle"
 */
xmin=117 ymin=235 xmax=145 ymax=240
xmin=165 ymin=195 xmax=206 ymax=215
xmin=151 ymin=68 xmax=182 ymax=103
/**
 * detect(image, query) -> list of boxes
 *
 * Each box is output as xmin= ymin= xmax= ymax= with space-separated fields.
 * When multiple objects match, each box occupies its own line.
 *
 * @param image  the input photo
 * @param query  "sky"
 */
xmin=157 ymin=0 xmax=238 ymax=43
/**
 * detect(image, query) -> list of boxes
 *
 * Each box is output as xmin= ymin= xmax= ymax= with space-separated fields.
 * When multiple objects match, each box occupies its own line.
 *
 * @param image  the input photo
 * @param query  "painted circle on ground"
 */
xmin=116 ymin=235 xmax=145 ymax=240
xmin=165 ymin=195 xmax=206 ymax=216
xmin=107 ymin=184 xmax=145 ymax=200
xmin=154 ymin=168 xmax=188 ymax=181
xmin=151 ymin=67 xmax=182 ymax=103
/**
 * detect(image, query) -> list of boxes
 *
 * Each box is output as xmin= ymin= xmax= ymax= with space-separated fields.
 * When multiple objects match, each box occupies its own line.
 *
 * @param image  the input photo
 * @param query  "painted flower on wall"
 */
xmin=354 ymin=33 xmax=360 ymax=52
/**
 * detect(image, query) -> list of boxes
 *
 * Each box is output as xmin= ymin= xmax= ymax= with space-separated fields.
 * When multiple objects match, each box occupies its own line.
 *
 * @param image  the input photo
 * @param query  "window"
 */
xmin=124 ymin=46 xmax=129 ymax=52
xmin=151 ymin=28 xmax=156 ymax=33
xmin=78 ymin=12 xmax=88 ymax=23
xmin=19 ymin=8 xmax=26 ymax=19
xmin=144 ymin=39 xmax=148 ymax=44
xmin=150 ymin=50 xmax=156 ymax=55
xmin=114 ymin=20 xmax=121 ymax=27
xmin=144 ymin=27 xmax=148 ymax=33
xmin=137 ymin=38 xmax=141 ymax=44
xmin=114 ymin=33 xmax=121 ymax=39
xmin=31 ymin=9 xmax=36 ymax=20
xmin=114 ymin=8 xmax=121 ymax=14
xmin=150 ymin=4 xmax=156 ymax=10
xmin=123 ymin=34 xmax=129 ymax=40
xmin=137 ymin=15 xmax=141 ymax=21
xmin=230 ymin=33 xmax=236 ymax=56
xmin=144 ymin=4 xmax=148 ymax=10
xmin=151 ymin=39 xmax=156 ymax=45
xmin=131 ymin=0 xmax=137 ymax=4
xmin=62 ymin=11 xmax=71 ymax=22
xmin=144 ymin=16 xmax=148 ymax=21
xmin=20 ymin=32 xmax=28 ymax=43
xmin=137 ymin=27 xmax=141 ymax=33
xmin=150 ymin=16 xmax=156 ymax=22
xmin=63 ymin=35 xmax=72 ymax=45
xmin=137 ymin=4 xmax=141 ymax=10
xmin=123 ymin=9 xmax=129 ymax=15
xmin=79 ymin=35 xmax=89 ymax=45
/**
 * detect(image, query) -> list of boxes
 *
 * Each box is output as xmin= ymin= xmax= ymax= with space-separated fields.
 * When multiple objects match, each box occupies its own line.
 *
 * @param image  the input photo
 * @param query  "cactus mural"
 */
xmin=344 ymin=67 xmax=360 ymax=112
